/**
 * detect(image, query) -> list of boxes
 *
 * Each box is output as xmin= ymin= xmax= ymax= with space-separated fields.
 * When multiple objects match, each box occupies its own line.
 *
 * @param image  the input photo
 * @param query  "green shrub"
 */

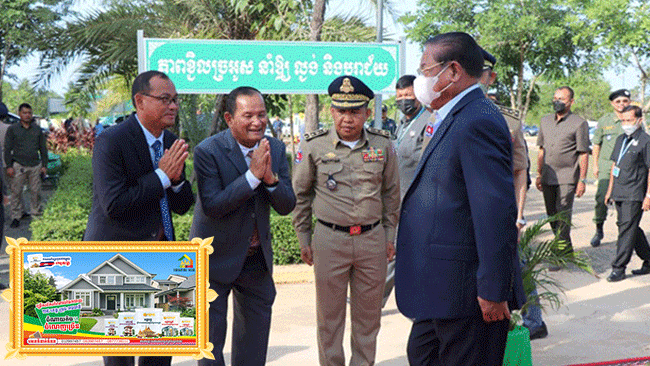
xmin=31 ymin=149 xmax=93 ymax=241
xmin=270 ymin=215 xmax=302 ymax=265
xmin=92 ymin=307 xmax=104 ymax=316
xmin=180 ymin=307 xmax=196 ymax=318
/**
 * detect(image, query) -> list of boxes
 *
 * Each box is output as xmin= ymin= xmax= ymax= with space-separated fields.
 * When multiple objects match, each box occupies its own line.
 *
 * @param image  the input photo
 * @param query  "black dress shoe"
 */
xmin=607 ymin=270 xmax=626 ymax=282
xmin=632 ymin=262 xmax=650 ymax=275
xmin=9 ymin=219 xmax=19 ymax=228
xmin=527 ymin=322 xmax=548 ymax=340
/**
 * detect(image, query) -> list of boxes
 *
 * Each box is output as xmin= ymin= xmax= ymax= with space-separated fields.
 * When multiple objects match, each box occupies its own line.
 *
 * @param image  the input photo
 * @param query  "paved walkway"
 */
xmin=2 ymin=137 xmax=650 ymax=365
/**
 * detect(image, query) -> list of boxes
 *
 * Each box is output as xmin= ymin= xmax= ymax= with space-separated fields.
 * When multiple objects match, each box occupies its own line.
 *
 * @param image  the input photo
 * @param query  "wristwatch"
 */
xmin=516 ymin=218 xmax=527 ymax=226
xmin=263 ymin=173 xmax=279 ymax=187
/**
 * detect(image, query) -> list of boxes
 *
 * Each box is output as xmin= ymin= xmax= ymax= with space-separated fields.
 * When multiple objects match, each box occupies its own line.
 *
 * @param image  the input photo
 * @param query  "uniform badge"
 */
xmin=325 ymin=152 xmax=337 ymax=159
xmin=424 ymin=121 xmax=435 ymax=138
xmin=295 ymin=150 xmax=303 ymax=164
xmin=633 ymin=139 xmax=639 ymax=146
xmin=376 ymin=148 xmax=385 ymax=162
xmin=363 ymin=147 xmax=380 ymax=162
xmin=326 ymin=172 xmax=337 ymax=190
xmin=607 ymin=135 xmax=611 ymax=141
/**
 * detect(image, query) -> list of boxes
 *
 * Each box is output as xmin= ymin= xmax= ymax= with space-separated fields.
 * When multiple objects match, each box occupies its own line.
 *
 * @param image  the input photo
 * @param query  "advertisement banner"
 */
xmin=1 ymin=238 xmax=216 ymax=359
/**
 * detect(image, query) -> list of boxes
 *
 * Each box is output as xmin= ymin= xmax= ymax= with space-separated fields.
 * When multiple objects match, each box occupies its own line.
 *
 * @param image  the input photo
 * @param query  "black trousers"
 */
xmin=612 ymin=201 xmax=650 ymax=270
xmin=406 ymin=307 xmax=509 ymax=366
xmin=542 ymin=183 xmax=576 ymax=250
xmin=199 ymin=249 xmax=276 ymax=366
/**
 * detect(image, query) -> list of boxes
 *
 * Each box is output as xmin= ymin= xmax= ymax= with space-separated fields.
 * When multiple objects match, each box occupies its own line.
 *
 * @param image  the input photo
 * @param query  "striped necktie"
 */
xmin=152 ymin=140 xmax=174 ymax=241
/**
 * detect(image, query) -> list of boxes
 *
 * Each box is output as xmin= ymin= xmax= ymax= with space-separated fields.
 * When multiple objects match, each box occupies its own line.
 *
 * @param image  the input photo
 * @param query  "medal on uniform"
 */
xmin=326 ymin=172 xmax=337 ymax=190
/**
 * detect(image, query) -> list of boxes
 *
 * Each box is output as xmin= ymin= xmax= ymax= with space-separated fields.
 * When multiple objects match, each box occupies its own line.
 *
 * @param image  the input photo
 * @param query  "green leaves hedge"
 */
xmin=30 ymin=149 xmax=304 ymax=265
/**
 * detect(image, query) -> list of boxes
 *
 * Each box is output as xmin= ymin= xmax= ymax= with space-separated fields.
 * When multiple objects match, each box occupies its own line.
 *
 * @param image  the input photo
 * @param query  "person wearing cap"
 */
xmin=292 ymin=75 xmax=400 ymax=366
xmin=478 ymin=48 xmax=529 ymax=233
xmin=536 ymin=86 xmax=590 ymax=264
xmin=379 ymin=74 xmax=433 ymax=309
xmin=380 ymin=104 xmax=396 ymax=138
xmin=478 ymin=47 xmax=549 ymax=340
xmin=604 ymin=105 xmax=650 ymax=282
xmin=591 ymin=89 xmax=631 ymax=247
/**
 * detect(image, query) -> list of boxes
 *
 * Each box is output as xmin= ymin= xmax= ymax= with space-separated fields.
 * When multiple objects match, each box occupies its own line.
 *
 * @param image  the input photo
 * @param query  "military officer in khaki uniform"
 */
xmin=591 ymin=89 xmax=630 ymax=247
xmin=478 ymin=48 xmax=551 ymax=339
xmin=292 ymin=75 xmax=400 ymax=366
xmin=477 ymin=49 xmax=529 ymax=229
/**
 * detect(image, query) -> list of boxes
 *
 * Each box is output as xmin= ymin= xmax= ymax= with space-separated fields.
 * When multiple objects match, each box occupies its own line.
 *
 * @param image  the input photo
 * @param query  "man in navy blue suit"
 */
xmin=190 ymin=86 xmax=295 ymax=366
xmin=395 ymin=32 xmax=525 ymax=365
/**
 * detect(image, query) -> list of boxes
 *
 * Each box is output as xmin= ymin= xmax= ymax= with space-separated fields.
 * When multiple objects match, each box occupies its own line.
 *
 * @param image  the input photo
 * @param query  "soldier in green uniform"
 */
xmin=591 ymin=89 xmax=631 ymax=247
xmin=292 ymin=75 xmax=400 ymax=366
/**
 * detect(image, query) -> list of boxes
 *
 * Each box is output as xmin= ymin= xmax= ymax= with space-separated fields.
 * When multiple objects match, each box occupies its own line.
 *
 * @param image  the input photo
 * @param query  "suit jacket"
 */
xmin=189 ymin=130 xmax=296 ymax=285
xmin=395 ymin=88 xmax=526 ymax=320
xmin=84 ymin=114 xmax=194 ymax=241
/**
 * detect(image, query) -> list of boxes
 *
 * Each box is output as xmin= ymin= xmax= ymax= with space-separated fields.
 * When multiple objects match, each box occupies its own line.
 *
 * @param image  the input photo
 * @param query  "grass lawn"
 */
xmin=79 ymin=318 xmax=98 ymax=332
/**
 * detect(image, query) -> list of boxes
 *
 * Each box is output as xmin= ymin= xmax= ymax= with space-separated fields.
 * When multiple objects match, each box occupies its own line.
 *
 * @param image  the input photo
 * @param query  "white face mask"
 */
xmin=413 ymin=64 xmax=452 ymax=108
xmin=622 ymin=123 xmax=639 ymax=136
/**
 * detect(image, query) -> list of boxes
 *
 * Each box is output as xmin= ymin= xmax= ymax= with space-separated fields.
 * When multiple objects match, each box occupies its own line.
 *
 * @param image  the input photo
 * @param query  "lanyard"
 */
xmin=396 ymin=107 xmax=426 ymax=148
xmin=616 ymin=138 xmax=634 ymax=166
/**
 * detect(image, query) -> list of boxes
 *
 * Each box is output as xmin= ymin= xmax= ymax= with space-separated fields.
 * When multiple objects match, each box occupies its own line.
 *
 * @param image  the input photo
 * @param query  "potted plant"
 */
xmin=503 ymin=213 xmax=594 ymax=366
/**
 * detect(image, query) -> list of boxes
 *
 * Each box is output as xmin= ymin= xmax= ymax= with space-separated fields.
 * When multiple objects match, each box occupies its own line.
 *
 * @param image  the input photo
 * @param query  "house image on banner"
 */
xmin=58 ymin=254 xmax=160 ymax=311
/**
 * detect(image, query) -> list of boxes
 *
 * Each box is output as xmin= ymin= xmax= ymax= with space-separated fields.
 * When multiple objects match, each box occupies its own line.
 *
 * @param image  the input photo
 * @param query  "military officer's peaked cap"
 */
xmin=480 ymin=47 xmax=496 ymax=69
xmin=328 ymin=75 xmax=374 ymax=109
xmin=609 ymin=89 xmax=631 ymax=101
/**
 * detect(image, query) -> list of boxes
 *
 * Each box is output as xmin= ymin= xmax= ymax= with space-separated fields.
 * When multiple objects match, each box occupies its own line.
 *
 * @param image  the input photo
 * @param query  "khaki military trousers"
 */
xmin=312 ymin=221 xmax=387 ymax=366
xmin=10 ymin=162 xmax=42 ymax=220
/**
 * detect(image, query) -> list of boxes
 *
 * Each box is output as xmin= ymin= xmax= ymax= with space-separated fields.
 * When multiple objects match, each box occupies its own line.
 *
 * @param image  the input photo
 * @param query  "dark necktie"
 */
xmin=246 ymin=149 xmax=260 ymax=251
xmin=152 ymin=140 xmax=174 ymax=241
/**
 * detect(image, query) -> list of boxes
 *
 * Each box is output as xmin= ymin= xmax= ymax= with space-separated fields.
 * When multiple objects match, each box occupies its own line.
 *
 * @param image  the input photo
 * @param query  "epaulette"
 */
xmin=498 ymin=105 xmax=521 ymax=120
xmin=366 ymin=127 xmax=390 ymax=138
xmin=304 ymin=128 xmax=328 ymax=141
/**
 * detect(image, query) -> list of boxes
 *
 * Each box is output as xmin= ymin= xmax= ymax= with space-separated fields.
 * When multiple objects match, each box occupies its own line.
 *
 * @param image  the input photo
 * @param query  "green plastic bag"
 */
xmin=503 ymin=325 xmax=532 ymax=366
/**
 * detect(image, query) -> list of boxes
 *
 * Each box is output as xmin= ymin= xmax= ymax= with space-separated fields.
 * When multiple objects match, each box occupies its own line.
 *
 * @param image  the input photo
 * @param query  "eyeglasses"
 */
xmin=416 ymin=61 xmax=445 ymax=76
xmin=141 ymin=93 xmax=179 ymax=106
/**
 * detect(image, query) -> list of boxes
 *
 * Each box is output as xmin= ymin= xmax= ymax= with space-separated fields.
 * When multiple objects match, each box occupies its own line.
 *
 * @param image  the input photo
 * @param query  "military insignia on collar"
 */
xmin=340 ymin=78 xmax=354 ymax=93
xmin=295 ymin=150 xmax=303 ymax=164
xmin=362 ymin=147 xmax=384 ymax=162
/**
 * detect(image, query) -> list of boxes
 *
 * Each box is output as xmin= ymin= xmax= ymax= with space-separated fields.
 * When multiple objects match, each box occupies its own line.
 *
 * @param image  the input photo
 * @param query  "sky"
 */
xmin=24 ymin=251 xmax=197 ymax=289
xmin=7 ymin=0 xmax=640 ymax=96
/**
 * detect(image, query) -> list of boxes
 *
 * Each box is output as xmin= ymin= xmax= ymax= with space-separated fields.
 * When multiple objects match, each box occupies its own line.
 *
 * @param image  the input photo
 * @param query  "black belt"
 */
xmin=317 ymin=219 xmax=380 ymax=236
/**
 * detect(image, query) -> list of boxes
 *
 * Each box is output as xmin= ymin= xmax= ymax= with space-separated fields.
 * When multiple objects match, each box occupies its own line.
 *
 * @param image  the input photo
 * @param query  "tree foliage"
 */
xmin=23 ymin=269 xmax=60 ymax=317
xmin=401 ymin=0 xmax=597 ymax=121
xmin=2 ymin=80 xmax=62 ymax=117
xmin=0 ymin=0 xmax=72 ymax=101
xmin=583 ymin=0 xmax=650 ymax=109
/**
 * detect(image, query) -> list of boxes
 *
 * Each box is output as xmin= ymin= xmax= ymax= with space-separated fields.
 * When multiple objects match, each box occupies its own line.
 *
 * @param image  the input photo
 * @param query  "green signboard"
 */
xmin=138 ymin=34 xmax=400 ymax=94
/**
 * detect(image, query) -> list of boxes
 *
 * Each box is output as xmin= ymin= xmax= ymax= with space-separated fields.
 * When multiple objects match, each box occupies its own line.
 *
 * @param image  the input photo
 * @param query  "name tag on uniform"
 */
xmin=613 ymin=166 xmax=620 ymax=178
